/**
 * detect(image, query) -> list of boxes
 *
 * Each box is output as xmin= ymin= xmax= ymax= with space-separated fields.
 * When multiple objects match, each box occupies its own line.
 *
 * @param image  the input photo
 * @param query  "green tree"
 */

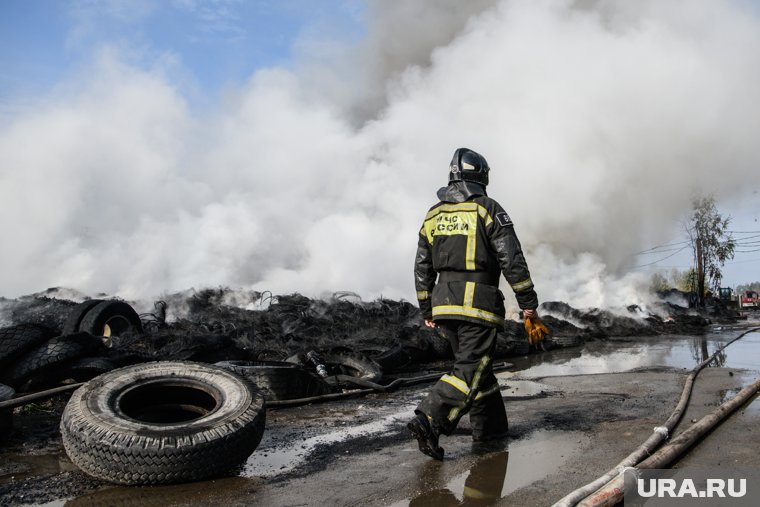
xmin=670 ymin=267 xmax=698 ymax=293
xmin=685 ymin=196 xmax=735 ymax=305
xmin=650 ymin=272 xmax=670 ymax=292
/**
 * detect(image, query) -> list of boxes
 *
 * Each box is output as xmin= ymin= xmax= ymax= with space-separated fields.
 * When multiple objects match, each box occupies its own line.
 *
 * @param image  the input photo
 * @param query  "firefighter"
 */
xmin=407 ymin=147 xmax=547 ymax=460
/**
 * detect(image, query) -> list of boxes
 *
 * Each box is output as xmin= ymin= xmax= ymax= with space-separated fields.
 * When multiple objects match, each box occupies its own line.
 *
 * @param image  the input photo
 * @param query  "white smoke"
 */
xmin=2 ymin=0 xmax=760 ymax=311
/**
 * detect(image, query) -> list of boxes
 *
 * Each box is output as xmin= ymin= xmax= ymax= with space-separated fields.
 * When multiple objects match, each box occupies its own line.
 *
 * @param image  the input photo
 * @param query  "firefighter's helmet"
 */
xmin=448 ymin=148 xmax=489 ymax=186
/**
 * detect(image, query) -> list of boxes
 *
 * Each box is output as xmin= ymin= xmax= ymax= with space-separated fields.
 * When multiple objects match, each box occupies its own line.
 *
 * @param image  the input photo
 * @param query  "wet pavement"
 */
xmin=2 ymin=324 xmax=760 ymax=506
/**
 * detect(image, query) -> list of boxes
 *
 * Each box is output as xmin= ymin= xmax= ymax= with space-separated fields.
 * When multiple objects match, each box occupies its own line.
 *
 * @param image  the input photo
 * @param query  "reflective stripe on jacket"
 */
xmin=414 ymin=195 xmax=538 ymax=327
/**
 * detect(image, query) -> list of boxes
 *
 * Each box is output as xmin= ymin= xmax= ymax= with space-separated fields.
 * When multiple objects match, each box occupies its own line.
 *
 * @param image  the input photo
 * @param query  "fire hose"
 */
xmin=267 ymin=361 xmax=514 ymax=408
xmin=0 ymin=362 xmax=514 ymax=411
xmin=552 ymin=327 xmax=760 ymax=507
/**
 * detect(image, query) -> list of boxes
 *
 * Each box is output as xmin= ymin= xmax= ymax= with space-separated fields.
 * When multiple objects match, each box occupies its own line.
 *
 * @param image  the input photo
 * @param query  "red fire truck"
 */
xmin=740 ymin=290 xmax=759 ymax=309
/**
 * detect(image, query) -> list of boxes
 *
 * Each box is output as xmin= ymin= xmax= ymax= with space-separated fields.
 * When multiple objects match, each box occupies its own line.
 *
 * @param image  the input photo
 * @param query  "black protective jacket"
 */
xmin=414 ymin=184 xmax=538 ymax=328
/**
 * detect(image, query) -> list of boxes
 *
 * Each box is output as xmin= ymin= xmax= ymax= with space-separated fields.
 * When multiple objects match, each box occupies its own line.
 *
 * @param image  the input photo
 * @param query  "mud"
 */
xmin=1 ymin=326 xmax=759 ymax=506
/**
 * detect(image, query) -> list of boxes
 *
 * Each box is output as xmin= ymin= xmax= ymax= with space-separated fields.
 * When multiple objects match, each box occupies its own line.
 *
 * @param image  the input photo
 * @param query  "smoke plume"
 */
xmin=2 ymin=0 xmax=760 ymax=311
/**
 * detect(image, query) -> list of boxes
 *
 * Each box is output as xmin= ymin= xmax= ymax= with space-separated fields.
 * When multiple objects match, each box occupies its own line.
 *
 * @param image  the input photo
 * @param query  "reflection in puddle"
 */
xmin=408 ymin=452 xmax=509 ymax=506
xmin=517 ymin=332 xmax=760 ymax=379
xmin=720 ymin=379 xmax=760 ymax=416
xmin=396 ymin=430 xmax=588 ymax=506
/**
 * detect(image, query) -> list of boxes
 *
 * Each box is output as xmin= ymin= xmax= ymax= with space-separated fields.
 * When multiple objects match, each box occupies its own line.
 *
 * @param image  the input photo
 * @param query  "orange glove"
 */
xmin=524 ymin=316 xmax=550 ymax=346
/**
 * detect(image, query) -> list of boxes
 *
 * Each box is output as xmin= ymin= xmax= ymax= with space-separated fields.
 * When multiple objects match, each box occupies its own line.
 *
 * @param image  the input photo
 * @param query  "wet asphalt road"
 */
xmin=2 ymin=325 xmax=760 ymax=506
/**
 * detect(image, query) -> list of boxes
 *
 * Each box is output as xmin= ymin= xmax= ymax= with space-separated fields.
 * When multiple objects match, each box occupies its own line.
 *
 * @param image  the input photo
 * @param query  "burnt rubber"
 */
xmin=1 ymin=332 xmax=104 ymax=389
xmin=214 ymin=360 xmax=330 ymax=401
xmin=62 ymin=299 xmax=104 ymax=335
xmin=61 ymin=361 xmax=266 ymax=485
xmin=506 ymin=338 xmax=530 ymax=356
xmin=424 ymin=328 xmax=453 ymax=360
xmin=78 ymin=300 xmax=143 ymax=337
xmin=547 ymin=335 xmax=583 ymax=348
xmin=40 ymin=357 xmax=118 ymax=388
xmin=0 ymin=323 xmax=57 ymax=369
xmin=366 ymin=345 xmax=411 ymax=372
xmin=287 ymin=349 xmax=383 ymax=384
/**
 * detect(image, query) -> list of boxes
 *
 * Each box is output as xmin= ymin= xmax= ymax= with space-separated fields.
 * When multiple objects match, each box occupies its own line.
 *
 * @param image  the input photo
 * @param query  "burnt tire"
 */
xmin=78 ymin=300 xmax=143 ymax=337
xmin=367 ymin=345 xmax=411 ymax=372
xmin=0 ymin=383 xmax=14 ymax=435
xmin=0 ymin=323 xmax=57 ymax=369
xmin=33 ymin=357 xmax=118 ymax=389
xmin=546 ymin=335 xmax=583 ymax=348
xmin=62 ymin=300 xmax=104 ymax=335
xmin=1 ymin=332 xmax=104 ymax=389
xmin=287 ymin=350 xmax=383 ymax=384
xmin=61 ymin=361 xmax=266 ymax=485
xmin=513 ymin=340 xmax=530 ymax=355
xmin=425 ymin=328 xmax=453 ymax=360
xmin=214 ymin=360 xmax=330 ymax=401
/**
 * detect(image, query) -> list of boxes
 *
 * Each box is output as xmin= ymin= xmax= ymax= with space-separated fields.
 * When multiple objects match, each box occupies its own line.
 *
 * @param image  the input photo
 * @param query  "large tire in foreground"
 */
xmin=61 ymin=361 xmax=266 ymax=485
xmin=215 ymin=360 xmax=330 ymax=401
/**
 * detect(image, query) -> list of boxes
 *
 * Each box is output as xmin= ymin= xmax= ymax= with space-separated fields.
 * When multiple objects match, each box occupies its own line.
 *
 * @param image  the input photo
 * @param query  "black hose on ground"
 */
xmin=552 ymin=326 xmax=760 ymax=507
xmin=0 ymin=382 xmax=84 ymax=410
xmin=268 ymin=362 xmax=514 ymax=408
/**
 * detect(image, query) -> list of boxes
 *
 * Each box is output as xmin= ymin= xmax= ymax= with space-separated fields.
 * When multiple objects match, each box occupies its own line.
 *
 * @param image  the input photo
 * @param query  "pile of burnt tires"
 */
xmin=0 ymin=300 xmax=143 ymax=393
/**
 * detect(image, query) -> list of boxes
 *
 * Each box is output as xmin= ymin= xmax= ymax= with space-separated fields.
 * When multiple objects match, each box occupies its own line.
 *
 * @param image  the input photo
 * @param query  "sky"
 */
xmin=1 ymin=0 xmax=760 ymax=310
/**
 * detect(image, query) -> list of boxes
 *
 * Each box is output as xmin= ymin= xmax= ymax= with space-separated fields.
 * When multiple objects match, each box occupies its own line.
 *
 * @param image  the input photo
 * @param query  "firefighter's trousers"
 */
xmin=416 ymin=320 xmax=507 ymax=437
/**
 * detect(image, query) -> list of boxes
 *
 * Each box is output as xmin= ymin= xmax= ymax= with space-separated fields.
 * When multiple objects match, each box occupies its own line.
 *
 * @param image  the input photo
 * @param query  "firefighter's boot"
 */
xmin=407 ymin=413 xmax=444 ymax=460
xmin=469 ymin=392 xmax=508 ymax=442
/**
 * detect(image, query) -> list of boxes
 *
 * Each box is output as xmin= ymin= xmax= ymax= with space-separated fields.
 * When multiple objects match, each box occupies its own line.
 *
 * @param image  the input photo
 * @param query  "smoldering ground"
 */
xmin=0 ymin=286 xmax=735 ymax=381
xmin=1 ymin=0 xmax=760 ymax=310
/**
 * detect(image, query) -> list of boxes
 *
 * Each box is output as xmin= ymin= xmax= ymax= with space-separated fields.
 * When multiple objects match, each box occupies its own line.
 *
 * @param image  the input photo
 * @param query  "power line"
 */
xmin=634 ymin=240 xmax=690 ymax=255
xmin=633 ymin=246 xmax=690 ymax=268
xmin=636 ymin=246 xmax=691 ymax=255
xmin=732 ymin=234 xmax=760 ymax=242
xmin=725 ymin=257 xmax=760 ymax=265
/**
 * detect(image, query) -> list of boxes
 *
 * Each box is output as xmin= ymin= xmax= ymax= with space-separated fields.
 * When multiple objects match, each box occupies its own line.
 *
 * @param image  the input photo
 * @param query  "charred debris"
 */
xmin=0 ymin=287 xmax=740 ymax=371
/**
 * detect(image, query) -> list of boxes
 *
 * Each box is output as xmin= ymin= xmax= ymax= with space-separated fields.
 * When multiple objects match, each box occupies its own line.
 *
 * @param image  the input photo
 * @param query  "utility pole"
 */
xmin=696 ymin=234 xmax=704 ymax=307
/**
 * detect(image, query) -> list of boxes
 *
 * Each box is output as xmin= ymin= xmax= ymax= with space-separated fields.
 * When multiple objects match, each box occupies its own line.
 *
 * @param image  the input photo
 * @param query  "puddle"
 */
xmin=515 ymin=332 xmax=760 ymax=379
xmin=720 ymin=372 xmax=760 ymax=417
xmin=391 ymin=429 xmax=589 ymax=506
xmin=243 ymin=403 xmax=419 ymax=477
xmin=497 ymin=378 xmax=556 ymax=398
xmin=0 ymin=452 xmax=77 ymax=485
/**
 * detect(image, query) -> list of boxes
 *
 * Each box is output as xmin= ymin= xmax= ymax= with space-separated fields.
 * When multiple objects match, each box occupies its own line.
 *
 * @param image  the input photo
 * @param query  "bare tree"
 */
xmin=685 ymin=196 xmax=735 ymax=306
